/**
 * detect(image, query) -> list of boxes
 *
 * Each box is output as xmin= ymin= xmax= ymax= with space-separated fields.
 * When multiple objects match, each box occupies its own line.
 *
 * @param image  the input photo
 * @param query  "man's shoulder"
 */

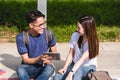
xmin=16 ymin=32 xmax=22 ymax=40
xmin=16 ymin=32 xmax=22 ymax=36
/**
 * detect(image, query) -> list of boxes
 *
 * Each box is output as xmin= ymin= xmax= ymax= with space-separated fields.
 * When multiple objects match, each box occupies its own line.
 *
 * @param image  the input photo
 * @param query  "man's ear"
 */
xmin=29 ymin=23 xmax=33 ymax=28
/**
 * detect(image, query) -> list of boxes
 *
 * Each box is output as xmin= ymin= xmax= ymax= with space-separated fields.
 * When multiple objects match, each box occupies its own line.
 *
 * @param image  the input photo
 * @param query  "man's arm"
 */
xmin=21 ymin=53 xmax=53 ymax=65
xmin=50 ymin=44 xmax=57 ymax=52
xmin=21 ymin=53 xmax=41 ymax=64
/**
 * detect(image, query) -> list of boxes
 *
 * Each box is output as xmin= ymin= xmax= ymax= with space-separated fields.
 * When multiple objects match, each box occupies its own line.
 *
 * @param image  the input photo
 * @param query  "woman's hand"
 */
xmin=65 ymin=72 xmax=73 ymax=80
xmin=58 ymin=68 xmax=67 ymax=75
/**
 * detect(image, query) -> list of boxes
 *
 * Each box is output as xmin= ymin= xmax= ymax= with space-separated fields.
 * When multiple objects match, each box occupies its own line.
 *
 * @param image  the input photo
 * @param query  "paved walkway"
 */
xmin=0 ymin=42 xmax=120 ymax=80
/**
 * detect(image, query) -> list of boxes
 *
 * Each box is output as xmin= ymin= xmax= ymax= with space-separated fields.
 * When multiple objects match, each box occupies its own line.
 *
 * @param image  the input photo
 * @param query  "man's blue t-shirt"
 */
xmin=16 ymin=29 xmax=56 ymax=58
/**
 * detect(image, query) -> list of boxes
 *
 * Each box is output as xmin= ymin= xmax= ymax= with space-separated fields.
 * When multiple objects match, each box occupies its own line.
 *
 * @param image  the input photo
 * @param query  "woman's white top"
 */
xmin=69 ymin=32 xmax=97 ymax=67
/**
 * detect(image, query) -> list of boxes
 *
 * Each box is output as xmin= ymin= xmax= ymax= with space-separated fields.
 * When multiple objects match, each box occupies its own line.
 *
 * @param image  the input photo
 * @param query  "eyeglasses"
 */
xmin=32 ymin=21 xmax=46 ymax=28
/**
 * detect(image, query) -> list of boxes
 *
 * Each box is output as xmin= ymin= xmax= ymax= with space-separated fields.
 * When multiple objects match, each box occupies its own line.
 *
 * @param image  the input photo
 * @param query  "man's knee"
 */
xmin=44 ymin=64 xmax=55 ymax=76
xmin=53 ymin=73 xmax=63 ymax=80
xmin=17 ymin=65 xmax=27 ymax=75
xmin=45 ymin=64 xmax=55 ymax=70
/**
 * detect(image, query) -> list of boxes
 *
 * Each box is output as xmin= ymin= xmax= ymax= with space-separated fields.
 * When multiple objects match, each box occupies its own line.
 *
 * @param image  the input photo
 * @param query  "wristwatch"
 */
xmin=70 ymin=70 xmax=74 ymax=74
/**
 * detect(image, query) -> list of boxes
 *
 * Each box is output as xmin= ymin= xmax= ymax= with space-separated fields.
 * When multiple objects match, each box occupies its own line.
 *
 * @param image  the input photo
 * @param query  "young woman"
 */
xmin=54 ymin=16 xmax=99 ymax=80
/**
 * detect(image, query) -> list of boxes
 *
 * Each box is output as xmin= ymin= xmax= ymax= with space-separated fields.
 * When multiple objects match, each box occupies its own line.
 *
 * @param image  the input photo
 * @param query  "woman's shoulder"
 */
xmin=69 ymin=31 xmax=80 ymax=45
xmin=72 ymin=31 xmax=80 ymax=36
xmin=71 ymin=31 xmax=80 ymax=40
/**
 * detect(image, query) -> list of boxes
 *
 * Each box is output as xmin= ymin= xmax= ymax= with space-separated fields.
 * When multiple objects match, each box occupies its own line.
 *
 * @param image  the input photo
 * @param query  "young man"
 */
xmin=16 ymin=10 xmax=57 ymax=80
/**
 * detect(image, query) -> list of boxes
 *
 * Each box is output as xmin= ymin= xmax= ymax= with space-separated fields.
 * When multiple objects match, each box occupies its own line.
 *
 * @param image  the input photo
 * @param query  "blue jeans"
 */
xmin=53 ymin=61 xmax=96 ymax=80
xmin=17 ymin=63 xmax=55 ymax=80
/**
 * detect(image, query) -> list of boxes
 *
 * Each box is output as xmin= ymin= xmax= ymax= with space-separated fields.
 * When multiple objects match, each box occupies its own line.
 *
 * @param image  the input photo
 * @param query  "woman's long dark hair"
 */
xmin=77 ymin=16 xmax=99 ymax=59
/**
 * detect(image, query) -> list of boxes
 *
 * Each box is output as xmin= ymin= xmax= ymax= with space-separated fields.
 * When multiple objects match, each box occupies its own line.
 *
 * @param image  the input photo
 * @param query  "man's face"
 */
xmin=29 ymin=17 xmax=46 ymax=34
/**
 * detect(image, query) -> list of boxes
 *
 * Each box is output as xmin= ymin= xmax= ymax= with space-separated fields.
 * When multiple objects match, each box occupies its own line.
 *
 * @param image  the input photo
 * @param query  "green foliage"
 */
xmin=48 ymin=25 xmax=76 ymax=42
xmin=0 ymin=0 xmax=120 ymax=42
xmin=0 ymin=0 xmax=37 ymax=31
xmin=0 ymin=26 xmax=18 ymax=36
xmin=47 ymin=0 xmax=120 ymax=26
xmin=49 ymin=25 xmax=120 ymax=42
xmin=97 ymin=25 xmax=120 ymax=42
xmin=47 ymin=0 xmax=120 ymax=42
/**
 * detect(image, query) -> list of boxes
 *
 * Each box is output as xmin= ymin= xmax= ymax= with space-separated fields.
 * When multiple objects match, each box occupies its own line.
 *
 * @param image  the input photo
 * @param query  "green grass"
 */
xmin=48 ymin=25 xmax=76 ymax=42
xmin=48 ymin=25 xmax=120 ymax=42
xmin=0 ymin=26 xmax=18 ymax=42
xmin=1 ymin=25 xmax=120 ymax=42
xmin=97 ymin=25 xmax=120 ymax=42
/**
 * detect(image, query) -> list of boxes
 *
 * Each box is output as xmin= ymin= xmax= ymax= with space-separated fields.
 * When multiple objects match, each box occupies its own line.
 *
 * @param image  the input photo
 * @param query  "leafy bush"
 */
xmin=0 ymin=0 xmax=120 ymax=42
xmin=47 ymin=0 xmax=120 ymax=42
xmin=47 ymin=0 xmax=120 ymax=26
xmin=0 ymin=0 xmax=37 ymax=31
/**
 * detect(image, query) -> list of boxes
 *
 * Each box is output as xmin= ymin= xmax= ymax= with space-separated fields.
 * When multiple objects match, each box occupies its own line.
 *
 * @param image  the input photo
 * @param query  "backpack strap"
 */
xmin=45 ymin=29 xmax=52 ymax=47
xmin=22 ymin=29 xmax=52 ymax=51
xmin=22 ymin=31 xmax=29 ymax=48
xmin=21 ymin=31 xmax=29 ymax=64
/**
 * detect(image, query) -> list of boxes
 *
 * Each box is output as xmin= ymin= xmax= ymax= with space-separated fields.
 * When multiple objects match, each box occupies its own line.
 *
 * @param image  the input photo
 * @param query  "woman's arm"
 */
xmin=58 ymin=48 xmax=74 ymax=75
xmin=65 ymin=50 xmax=89 ymax=80
xmin=63 ymin=48 xmax=74 ymax=69
xmin=71 ymin=50 xmax=89 ymax=73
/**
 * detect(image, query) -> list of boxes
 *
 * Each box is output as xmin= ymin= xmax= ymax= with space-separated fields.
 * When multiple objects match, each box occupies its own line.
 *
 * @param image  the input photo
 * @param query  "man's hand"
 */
xmin=40 ymin=55 xmax=53 ymax=66
xmin=41 ymin=54 xmax=54 ymax=60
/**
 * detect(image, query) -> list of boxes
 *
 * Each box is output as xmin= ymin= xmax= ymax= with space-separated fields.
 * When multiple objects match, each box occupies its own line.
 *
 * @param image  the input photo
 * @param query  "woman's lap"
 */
xmin=54 ymin=62 xmax=96 ymax=80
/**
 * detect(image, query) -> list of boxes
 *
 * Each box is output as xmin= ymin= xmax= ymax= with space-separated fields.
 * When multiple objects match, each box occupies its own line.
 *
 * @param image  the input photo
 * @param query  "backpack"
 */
xmin=82 ymin=70 xmax=112 ymax=80
xmin=22 ymin=29 xmax=52 ymax=51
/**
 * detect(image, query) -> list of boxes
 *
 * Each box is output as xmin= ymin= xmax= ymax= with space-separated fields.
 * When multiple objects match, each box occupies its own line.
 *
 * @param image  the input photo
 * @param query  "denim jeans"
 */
xmin=53 ymin=61 xmax=96 ymax=80
xmin=17 ymin=63 xmax=55 ymax=80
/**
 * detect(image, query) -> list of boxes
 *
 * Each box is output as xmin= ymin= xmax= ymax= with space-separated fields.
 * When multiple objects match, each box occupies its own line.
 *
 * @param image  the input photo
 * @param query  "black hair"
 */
xmin=26 ymin=10 xmax=45 ymax=23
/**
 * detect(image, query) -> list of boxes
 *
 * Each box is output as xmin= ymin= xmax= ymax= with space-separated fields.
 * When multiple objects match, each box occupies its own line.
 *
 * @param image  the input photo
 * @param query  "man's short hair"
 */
xmin=26 ymin=10 xmax=45 ymax=23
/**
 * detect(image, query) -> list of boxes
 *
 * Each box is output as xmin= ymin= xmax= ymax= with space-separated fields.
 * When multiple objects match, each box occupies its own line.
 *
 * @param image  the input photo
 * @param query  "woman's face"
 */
xmin=77 ymin=22 xmax=85 ymax=35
